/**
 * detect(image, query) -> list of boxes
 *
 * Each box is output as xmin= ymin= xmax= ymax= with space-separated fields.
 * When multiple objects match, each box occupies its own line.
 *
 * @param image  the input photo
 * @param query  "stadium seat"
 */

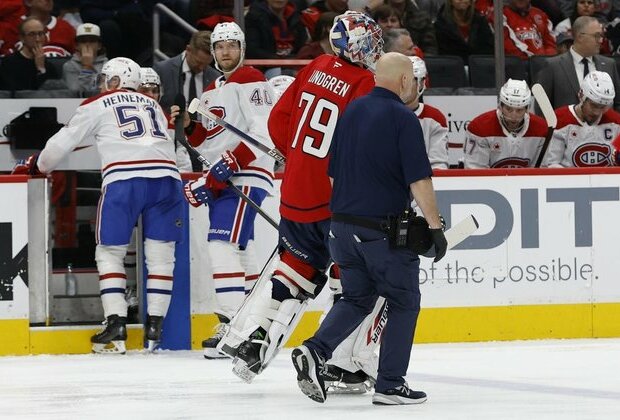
xmin=46 ymin=56 xmax=70 ymax=79
xmin=468 ymin=55 xmax=528 ymax=88
xmin=424 ymin=56 xmax=467 ymax=88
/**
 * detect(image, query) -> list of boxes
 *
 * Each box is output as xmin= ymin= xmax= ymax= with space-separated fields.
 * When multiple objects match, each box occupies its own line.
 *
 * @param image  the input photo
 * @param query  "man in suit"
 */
xmin=154 ymin=30 xmax=221 ymax=112
xmin=535 ymin=16 xmax=620 ymax=112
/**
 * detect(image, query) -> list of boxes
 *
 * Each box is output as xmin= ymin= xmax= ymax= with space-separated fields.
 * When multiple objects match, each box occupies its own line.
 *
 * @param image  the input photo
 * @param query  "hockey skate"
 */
xmin=144 ymin=315 xmax=164 ymax=352
xmin=203 ymin=314 xmax=230 ymax=359
xmin=232 ymin=328 xmax=267 ymax=383
xmin=91 ymin=315 xmax=127 ymax=354
xmin=291 ymin=344 xmax=327 ymax=403
xmin=322 ymin=364 xmax=374 ymax=394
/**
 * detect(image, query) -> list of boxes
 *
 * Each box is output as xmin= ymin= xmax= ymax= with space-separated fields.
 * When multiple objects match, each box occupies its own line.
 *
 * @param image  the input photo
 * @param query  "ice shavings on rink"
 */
xmin=1 ymin=338 xmax=620 ymax=420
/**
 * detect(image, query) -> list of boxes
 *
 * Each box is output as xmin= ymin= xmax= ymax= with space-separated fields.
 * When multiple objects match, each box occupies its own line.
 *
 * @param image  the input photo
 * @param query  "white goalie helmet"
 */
xmin=581 ymin=70 xmax=615 ymax=106
xmin=499 ymin=79 xmax=531 ymax=108
xmin=139 ymin=67 xmax=161 ymax=86
xmin=409 ymin=56 xmax=427 ymax=98
xmin=269 ymin=75 xmax=295 ymax=100
xmin=100 ymin=57 xmax=141 ymax=91
xmin=329 ymin=11 xmax=384 ymax=72
xmin=211 ymin=22 xmax=246 ymax=73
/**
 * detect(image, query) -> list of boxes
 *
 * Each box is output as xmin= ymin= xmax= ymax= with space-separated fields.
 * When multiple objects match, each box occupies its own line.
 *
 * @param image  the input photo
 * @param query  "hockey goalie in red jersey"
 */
xmin=216 ymin=11 xmax=384 ymax=391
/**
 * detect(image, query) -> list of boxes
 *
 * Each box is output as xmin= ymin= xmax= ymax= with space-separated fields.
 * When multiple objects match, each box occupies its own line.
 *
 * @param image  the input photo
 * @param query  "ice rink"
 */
xmin=2 ymin=338 xmax=620 ymax=420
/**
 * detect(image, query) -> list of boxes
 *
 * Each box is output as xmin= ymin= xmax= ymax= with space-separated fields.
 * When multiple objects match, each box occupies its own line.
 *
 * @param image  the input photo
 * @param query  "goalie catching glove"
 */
xmin=210 ymin=143 xmax=257 ymax=183
xmin=11 ymin=153 xmax=41 ymax=175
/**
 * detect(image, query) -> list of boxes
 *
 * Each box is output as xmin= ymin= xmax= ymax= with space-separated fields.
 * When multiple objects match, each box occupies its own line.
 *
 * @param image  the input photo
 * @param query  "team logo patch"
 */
xmin=572 ymin=143 xmax=611 ymax=167
xmin=492 ymin=157 xmax=530 ymax=168
xmin=205 ymin=107 xmax=226 ymax=139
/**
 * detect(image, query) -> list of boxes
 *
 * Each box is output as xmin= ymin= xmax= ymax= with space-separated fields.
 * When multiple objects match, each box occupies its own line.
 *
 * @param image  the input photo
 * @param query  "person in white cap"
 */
xmin=63 ymin=22 xmax=108 ymax=94
xmin=543 ymin=70 xmax=620 ymax=167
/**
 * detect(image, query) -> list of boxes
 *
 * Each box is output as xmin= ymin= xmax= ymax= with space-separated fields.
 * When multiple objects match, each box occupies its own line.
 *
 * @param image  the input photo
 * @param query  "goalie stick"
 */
xmin=532 ymin=83 xmax=557 ymax=168
xmin=176 ymin=134 xmax=280 ymax=231
xmin=188 ymin=98 xmax=286 ymax=165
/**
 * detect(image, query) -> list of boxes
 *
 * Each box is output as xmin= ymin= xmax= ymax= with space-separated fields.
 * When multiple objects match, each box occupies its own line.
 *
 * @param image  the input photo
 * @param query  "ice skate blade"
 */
xmin=203 ymin=347 xmax=228 ymax=359
xmin=326 ymin=381 xmax=370 ymax=394
xmin=232 ymin=358 xmax=257 ymax=383
xmin=92 ymin=340 xmax=126 ymax=354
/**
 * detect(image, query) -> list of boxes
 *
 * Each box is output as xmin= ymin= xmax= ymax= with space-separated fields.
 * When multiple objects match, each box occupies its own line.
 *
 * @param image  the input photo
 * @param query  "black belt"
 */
xmin=331 ymin=213 xmax=389 ymax=233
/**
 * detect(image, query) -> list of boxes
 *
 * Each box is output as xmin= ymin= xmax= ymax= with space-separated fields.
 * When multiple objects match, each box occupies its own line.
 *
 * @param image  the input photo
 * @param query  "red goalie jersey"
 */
xmin=268 ymin=54 xmax=375 ymax=223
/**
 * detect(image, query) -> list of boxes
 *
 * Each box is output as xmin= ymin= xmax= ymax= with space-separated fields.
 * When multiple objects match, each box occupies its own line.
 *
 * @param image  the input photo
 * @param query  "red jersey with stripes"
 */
xmin=268 ymin=54 xmax=375 ymax=222
xmin=493 ymin=6 xmax=555 ymax=60
xmin=38 ymin=89 xmax=179 ymax=186
xmin=414 ymin=103 xmax=449 ymax=169
xmin=543 ymin=105 xmax=620 ymax=167
xmin=464 ymin=109 xmax=548 ymax=168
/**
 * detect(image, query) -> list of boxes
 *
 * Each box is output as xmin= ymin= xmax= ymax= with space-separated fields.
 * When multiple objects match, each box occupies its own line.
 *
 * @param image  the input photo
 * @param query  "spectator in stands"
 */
xmin=383 ymin=28 xmax=424 ymax=57
xmin=416 ymin=0 xmax=446 ymax=22
xmin=63 ymin=23 xmax=107 ymax=94
xmin=535 ymin=16 xmax=620 ymax=111
xmin=383 ymin=0 xmax=439 ymax=54
xmin=301 ymin=0 xmax=348 ymax=36
xmin=556 ymin=32 xmax=574 ymax=53
xmin=532 ymin=0 xmax=566 ymax=26
xmin=54 ymin=0 xmax=82 ymax=29
xmin=244 ymin=0 xmax=308 ymax=59
xmin=434 ymin=0 xmax=494 ymax=60
xmin=493 ymin=0 xmax=556 ymax=60
xmin=296 ymin=11 xmax=337 ymax=58
xmin=554 ymin=0 xmax=611 ymax=53
xmin=80 ymin=0 xmax=152 ymax=64
xmin=371 ymin=4 xmax=404 ymax=31
xmin=25 ymin=0 xmax=76 ymax=57
xmin=474 ymin=0 xmax=493 ymax=18
xmin=0 ymin=17 xmax=58 ymax=90
xmin=191 ymin=0 xmax=236 ymax=28
xmin=154 ymin=30 xmax=220 ymax=112
xmin=0 ymin=0 xmax=26 ymax=56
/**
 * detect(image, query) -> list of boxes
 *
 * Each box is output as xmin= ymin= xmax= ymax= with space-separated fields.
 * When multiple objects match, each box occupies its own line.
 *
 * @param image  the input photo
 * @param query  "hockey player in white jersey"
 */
xmin=404 ymin=56 xmax=449 ymax=169
xmin=176 ymin=22 xmax=276 ymax=358
xmin=463 ymin=79 xmax=548 ymax=168
xmin=543 ymin=71 xmax=620 ymax=167
xmin=13 ymin=57 xmax=184 ymax=353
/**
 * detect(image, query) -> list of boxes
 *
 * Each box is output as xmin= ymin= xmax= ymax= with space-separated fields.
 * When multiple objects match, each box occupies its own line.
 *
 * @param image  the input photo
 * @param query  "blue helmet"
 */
xmin=329 ymin=11 xmax=384 ymax=72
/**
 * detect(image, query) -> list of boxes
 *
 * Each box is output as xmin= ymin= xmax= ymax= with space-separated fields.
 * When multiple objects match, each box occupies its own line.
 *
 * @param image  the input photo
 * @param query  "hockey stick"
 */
xmin=445 ymin=214 xmax=479 ymax=249
xmin=532 ymin=83 xmax=557 ymax=168
xmin=188 ymin=98 xmax=286 ymax=165
xmin=176 ymin=134 xmax=280 ymax=231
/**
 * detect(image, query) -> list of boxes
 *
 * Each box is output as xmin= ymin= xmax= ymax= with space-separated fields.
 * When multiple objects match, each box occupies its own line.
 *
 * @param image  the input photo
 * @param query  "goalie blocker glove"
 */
xmin=11 ymin=153 xmax=41 ymax=175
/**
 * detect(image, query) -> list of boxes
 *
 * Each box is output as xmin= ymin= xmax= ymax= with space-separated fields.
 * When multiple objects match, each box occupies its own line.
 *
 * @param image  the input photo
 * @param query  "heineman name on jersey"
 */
xmin=102 ymin=93 xmax=158 ymax=108
xmin=307 ymin=70 xmax=351 ymax=98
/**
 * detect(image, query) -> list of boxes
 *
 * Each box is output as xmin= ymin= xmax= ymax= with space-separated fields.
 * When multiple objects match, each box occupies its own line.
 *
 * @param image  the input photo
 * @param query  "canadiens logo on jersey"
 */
xmin=205 ymin=107 xmax=226 ymax=139
xmin=572 ymin=143 xmax=612 ymax=167
xmin=492 ymin=157 xmax=530 ymax=168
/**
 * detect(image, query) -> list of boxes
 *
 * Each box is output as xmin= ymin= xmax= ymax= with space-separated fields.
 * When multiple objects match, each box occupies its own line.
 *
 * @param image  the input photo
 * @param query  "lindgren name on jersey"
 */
xmin=102 ymin=93 xmax=158 ymax=108
xmin=307 ymin=70 xmax=351 ymax=98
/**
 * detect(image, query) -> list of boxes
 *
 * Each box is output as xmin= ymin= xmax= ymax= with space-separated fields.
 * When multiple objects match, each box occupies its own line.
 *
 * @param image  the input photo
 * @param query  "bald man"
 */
xmin=291 ymin=52 xmax=447 ymax=406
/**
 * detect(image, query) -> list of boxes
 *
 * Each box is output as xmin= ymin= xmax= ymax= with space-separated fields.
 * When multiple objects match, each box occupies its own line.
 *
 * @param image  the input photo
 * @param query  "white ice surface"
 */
xmin=1 ymin=338 xmax=620 ymax=420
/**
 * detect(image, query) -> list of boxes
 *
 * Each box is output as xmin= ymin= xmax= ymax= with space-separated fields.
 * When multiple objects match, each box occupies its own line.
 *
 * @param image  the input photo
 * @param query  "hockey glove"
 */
xmin=211 ymin=150 xmax=240 ymax=183
xmin=12 ymin=153 xmax=41 ymax=175
xmin=183 ymin=177 xmax=217 ymax=207
xmin=429 ymin=228 xmax=448 ymax=263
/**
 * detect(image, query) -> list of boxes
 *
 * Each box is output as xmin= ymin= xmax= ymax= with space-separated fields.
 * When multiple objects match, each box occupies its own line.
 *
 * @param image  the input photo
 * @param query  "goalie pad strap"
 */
xmin=273 ymin=251 xmax=327 ymax=298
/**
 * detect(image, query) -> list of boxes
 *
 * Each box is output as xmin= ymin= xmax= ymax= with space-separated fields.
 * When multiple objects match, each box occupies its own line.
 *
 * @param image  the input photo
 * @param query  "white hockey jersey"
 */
xmin=38 ymin=89 xmax=179 ymax=186
xmin=414 ymin=103 xmax=449 ymax=169
xmin=463 ymin=109 xmax=548 ymax=168
xmin=191 ymin=66 xmax=276 ymax=194
xmin=543 ymin=105 xmax=620 ymax=167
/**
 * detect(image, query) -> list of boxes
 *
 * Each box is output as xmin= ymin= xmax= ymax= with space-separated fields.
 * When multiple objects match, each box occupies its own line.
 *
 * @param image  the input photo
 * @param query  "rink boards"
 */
xmin=2 ymin=168 xmax=620 ymax=355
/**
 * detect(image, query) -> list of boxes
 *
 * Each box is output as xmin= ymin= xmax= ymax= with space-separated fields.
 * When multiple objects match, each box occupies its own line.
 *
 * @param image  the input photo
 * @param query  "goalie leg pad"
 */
xmin=95 ymin=244 xmax=129 ymax=318
xmin=273 ymin=251 xmax=328 ymax=299
xmin=144 ymin=239 xmax=175 ymax=317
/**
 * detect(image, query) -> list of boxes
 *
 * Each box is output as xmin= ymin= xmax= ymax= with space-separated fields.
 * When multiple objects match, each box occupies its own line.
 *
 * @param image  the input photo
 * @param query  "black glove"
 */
xmin=427 ymin=228 xmax=448 ymax=262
